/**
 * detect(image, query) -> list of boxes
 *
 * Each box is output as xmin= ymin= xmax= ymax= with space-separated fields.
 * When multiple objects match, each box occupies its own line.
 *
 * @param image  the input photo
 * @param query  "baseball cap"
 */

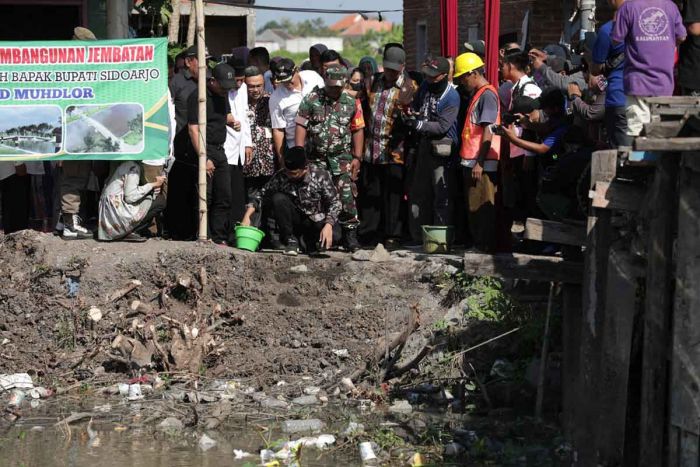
xmin=212 ymin=63 xmax=237 ymax=91
xmin=383 ymin=47 xmax=406 ymax=72
xmin=184 ymin=44 xmax=213 ymax=60
xmin=325 ymin=65 xmax=348 ymax=87
xmin=271 ymin=58 xmax=296 ymax=83
xmin=228 ymin=57 xmax=247 ymax=78
xmin=421 ymin=56 xmax=450 ymax=78
xmin=543 ymin=44 xmax=568 ymax=60
xmin=464 ymin=40 xmax=486 ymax=57
xmin=511 ymin=96 xmax=540 ymax=115
xmin=284 ymin=146 xmax=308 ymax=171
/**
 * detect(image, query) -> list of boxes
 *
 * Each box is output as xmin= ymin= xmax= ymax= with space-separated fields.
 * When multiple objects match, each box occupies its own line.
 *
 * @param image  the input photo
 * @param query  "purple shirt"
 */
xmin=611 ymin=0 xmax=686 ymax=97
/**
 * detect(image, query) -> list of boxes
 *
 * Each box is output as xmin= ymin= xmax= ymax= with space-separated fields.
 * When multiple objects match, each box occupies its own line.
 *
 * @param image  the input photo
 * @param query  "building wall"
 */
xmin=404 ymin=0 xmax=615 ymax=70
xmin=284 ymin=37 xmax=344 ymax=54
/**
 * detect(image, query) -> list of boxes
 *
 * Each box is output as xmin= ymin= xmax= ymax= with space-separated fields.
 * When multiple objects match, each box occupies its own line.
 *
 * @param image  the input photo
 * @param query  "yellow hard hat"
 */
xmin=453 ymin=52 xmax=485 ymax=78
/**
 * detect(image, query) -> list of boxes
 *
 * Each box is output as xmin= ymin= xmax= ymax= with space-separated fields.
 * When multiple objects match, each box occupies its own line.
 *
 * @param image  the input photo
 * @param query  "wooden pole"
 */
xmin=186 ymin=5 xmax=197 ymax=47
xmin=167 ymin=0 xmax=181 ymax=44
xmin=195 ymin=0 xmax=207 ymax=241
xmin=535 ymin=281 xmax=556 ymax=419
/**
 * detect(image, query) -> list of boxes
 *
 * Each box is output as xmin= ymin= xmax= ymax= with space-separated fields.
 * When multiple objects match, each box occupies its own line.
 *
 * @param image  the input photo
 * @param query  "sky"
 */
xmin=253 ymin=0 xmax=403 ymax=29
xmin=0 ymin=106 xmax=61 ymax=132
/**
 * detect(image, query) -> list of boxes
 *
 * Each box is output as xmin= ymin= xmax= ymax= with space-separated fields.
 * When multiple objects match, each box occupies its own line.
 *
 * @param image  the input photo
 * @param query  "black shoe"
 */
xmin=385 ymin=238 xmax=400 ymax=250
xmin=343 ymin=229 xmax=361 ymax=253
xmin=122 ymin=232 xmax=148 ymax=243
xmin=283 ymin=237 xmax=299 ymax=256
xmin=269 ymin=237 xmax=285 ymax=251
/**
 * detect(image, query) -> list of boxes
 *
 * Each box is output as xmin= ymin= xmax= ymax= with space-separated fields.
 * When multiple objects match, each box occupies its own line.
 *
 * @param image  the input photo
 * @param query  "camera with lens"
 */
xmin=502 ymin=113 xmax=520 ymax=125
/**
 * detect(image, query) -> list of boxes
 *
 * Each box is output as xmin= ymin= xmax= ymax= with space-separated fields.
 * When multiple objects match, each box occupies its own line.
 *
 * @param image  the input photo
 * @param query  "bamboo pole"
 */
xmin=195 ymin=0 xmax=207 ymax=241
xmin=167 ymin=0 xmax=181 ymax=44
xmin=186 ymin=4 xmax=197 ymax=47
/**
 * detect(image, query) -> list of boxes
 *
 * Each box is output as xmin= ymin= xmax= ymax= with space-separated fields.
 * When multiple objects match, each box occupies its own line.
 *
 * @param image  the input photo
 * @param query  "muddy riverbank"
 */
xmin=0 ymin=231 xmax=570 ymax=465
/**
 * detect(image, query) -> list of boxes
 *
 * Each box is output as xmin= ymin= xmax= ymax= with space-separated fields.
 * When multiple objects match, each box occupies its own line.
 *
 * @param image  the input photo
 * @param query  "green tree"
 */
xmin=83 ymin=134 xmax=96 ymax=152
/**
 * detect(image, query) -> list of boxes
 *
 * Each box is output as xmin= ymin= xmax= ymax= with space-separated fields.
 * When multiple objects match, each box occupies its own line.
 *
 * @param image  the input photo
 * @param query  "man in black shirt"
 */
xmin=680 ymin=0 xmax=700 ymax=96
xmin=188 ymin=63 xmax=236 ymax=245
xmin=167 ymin=45 xmax=209 ymax=240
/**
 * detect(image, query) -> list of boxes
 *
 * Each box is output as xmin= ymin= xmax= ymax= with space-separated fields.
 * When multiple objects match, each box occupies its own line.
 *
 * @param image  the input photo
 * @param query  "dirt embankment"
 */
xmin=0 ymin=231 xmax=446 ymax=391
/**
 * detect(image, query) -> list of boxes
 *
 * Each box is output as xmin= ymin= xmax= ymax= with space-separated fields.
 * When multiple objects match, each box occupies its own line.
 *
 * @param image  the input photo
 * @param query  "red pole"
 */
xmin=440 ymin=0 xmax=459 ymax=57
xmin=484 ymin=0 xmax=500 ymax=85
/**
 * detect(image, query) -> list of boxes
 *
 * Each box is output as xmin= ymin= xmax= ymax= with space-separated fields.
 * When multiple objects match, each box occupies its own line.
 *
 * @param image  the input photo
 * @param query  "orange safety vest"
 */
xmin=459 ymin=84 xmax=501 ymax=161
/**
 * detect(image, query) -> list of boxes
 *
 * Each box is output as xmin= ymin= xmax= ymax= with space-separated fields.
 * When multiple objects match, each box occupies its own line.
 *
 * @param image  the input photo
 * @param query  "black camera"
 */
xmin=502 ymin=113 xmax=519 ymax=125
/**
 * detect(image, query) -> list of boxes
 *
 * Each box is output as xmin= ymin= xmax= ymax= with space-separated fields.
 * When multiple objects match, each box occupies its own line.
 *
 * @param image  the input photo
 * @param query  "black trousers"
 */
xmin=131 ymin=195 xmax=167 ymax=236
xmin=207 ymin=146 xmax=232 ymax=244
xmin=269 ymin=192 xmax=340 ymax=251
xmin=358 ymin=162 xmax=404 ymax=243
xmin=229 ymin=163 xmax=246 ymax=227
xmin=165 ymin=149 xmax=198 ymax=240
xmin=604 ymin=106 xmax=632 ymax=147
xmin=1 ymin=174 xmax=30 ymax=234
xmin=246 ymin=175 xmax=275 ymax=241
xmin=406 ymin=138 xmax=453 ymax=241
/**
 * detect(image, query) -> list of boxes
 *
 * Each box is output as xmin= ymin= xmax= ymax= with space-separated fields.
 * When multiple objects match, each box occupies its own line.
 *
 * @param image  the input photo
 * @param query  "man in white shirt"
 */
xmin=224 ymin=60 xmax=253 ymax=230
xmin=268 ymin=58 xmax=324 ymax=165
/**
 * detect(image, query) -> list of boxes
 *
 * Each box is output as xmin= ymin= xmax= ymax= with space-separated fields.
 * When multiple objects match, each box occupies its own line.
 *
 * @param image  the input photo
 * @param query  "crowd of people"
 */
xmin=0 ymin=0 xmax=698 ymax=256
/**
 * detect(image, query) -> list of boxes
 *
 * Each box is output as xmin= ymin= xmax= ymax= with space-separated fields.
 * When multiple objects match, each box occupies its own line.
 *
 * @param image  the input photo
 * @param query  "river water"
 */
xmin=0 ymin=396 xmax=363 ymax=467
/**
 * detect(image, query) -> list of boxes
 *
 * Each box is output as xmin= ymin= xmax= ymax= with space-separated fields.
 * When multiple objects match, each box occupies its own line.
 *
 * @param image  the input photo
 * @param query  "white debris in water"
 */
xmin=233 ymin=449 xmax=253 ymax=459
xmin=198 ymin=433 xmax=217 ymax=451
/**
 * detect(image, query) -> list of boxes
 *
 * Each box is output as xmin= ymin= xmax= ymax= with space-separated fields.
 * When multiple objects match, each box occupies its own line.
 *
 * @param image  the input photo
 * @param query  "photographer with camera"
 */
xmin=500 ymin=52 xmax=543 ymax=227
xmin=591 ymin=0 xmax=629 ymax=147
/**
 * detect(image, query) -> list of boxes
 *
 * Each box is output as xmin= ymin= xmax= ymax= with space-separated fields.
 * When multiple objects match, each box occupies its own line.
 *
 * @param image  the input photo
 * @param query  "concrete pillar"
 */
xmin=106 ymin=0 xmax=130 ymax=39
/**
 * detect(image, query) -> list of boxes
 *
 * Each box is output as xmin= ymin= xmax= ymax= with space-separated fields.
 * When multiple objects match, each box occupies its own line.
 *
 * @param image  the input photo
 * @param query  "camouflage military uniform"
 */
xmin=247 ymin=165 xmax=341 ymax=226
xmin=295 ymin=87 xmax=365 ymax=230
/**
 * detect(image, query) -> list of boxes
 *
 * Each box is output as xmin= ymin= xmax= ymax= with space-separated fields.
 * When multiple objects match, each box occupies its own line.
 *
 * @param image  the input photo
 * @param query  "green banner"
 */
xmin=0 ymin=38 xmax=169 ymax=161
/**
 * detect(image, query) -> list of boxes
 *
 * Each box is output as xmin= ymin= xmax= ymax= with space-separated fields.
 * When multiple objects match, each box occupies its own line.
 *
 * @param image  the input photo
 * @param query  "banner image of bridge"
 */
xmin=0 ymin=106 xmax=62 ymax=156
xmin=65 ymin=103 xmax=144 ymax=154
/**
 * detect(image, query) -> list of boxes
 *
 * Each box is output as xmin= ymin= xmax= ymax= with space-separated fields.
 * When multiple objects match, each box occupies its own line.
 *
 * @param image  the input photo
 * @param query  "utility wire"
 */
xmin=203 ymin=0 xmax=408 ymax=15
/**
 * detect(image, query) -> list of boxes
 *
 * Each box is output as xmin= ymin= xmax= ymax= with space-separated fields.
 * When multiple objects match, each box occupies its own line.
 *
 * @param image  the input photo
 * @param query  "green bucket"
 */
xmin=234 ymin=225 xmax=265 ymax=252
xmin=421 ymin=225 xmax=455 ymax=254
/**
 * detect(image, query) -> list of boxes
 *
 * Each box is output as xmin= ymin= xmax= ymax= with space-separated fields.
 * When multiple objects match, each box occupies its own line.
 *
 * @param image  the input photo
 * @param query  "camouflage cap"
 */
xmin=324 ymin=65 xmax=348 ymax=87
xmin=73 ymin=27 xmax=96 ymax=41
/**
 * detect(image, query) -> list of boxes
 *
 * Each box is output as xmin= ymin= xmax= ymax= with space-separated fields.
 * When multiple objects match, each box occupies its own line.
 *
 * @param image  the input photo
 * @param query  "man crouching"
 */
xmin=241 ymin=146 xmax=341 ymax=256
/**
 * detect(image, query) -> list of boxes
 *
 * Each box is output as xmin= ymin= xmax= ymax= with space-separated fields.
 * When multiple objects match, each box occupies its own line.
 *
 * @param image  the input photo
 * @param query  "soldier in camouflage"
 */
xmin=294 ymin=65 xmax=365 ymax=252
xmin=241 ymin=146 xmax=341 ymax=256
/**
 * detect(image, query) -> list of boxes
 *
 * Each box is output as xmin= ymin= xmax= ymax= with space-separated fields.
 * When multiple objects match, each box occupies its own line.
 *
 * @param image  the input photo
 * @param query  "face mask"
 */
xmin=350 ymin=82 xmax=364 ymax=92
xmin=428 ymin=78 xmax=448 ymax=94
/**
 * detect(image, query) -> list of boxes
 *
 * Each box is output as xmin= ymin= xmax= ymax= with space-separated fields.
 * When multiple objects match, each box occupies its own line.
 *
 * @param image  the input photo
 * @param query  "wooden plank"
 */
xmin=523 ymin=218 xmax=587 ymax=246
xmin=639 ymin=152 xmax=679 ymax=466
xmin=668 ymin=150 xmax=700 ymax=465
xmin=644 ymin=120 xmax=687 ymax=138
xmin=650 ymin=108 xmax=699 ymax=117
xmin=561 ymin=284 xmax=582 ymax=442
xmin=635 ymin=137 xmax=700 ymax=152
xmin=462 ymin=253 xmax=583 ymax=284
xmin=589 ymin=181 xmax=645 ymax=212
xmin=645 ymin=96 xmax=700 ymax=106
xmin=595 ymin=245 xmax=642 ymax=466
xmin=573 ymin=149 xmax=616 ymax=465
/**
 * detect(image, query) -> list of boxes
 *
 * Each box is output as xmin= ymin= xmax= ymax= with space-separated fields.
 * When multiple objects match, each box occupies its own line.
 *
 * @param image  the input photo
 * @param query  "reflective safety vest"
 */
xmin=459 ymin=84 xmax=501 ymax=162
